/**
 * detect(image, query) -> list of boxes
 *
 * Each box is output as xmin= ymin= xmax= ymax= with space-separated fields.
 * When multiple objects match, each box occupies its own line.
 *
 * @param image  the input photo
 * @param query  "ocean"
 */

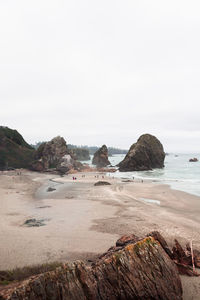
xmin=85 ymin=153 xmax=200 ymax=197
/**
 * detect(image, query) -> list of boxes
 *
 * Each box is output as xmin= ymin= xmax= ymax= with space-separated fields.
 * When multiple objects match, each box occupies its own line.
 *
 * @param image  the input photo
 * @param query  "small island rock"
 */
xmin=189 ymin=158 xmax=198 ymax=162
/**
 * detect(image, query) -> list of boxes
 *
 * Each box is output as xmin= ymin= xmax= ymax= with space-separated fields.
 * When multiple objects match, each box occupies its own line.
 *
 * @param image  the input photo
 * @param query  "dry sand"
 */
xmin=0 ymin=169 xmax=200 ymax=299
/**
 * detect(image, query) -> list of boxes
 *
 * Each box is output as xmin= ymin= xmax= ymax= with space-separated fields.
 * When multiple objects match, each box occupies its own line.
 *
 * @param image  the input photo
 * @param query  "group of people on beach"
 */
xmin=95 ymin=175 xmax=105 ymax=179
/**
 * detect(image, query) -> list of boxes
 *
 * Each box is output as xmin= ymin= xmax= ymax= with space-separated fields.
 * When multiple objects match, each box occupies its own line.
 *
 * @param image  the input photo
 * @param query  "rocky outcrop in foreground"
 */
xmin=0 ymin=235 xmax=182 ymax=300
xmin=0 ymin=126 xmax=34 ymax=170
xmin=31 ymin=136 xmax=82 ymax=173
xmin=92 ymin=145 xmax=110 ymax=167
xmin=118 ymin=134 xmax=165 ymax=172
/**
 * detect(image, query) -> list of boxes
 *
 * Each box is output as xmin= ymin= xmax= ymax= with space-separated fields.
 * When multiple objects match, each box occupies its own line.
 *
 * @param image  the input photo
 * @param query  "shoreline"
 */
xmin=1 ymin=169 xmax=200 ymax=299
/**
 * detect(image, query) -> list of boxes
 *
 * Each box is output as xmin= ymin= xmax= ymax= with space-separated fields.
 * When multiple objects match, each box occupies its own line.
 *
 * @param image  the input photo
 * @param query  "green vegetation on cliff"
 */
xmin=0 ymin=126 xmax=35 ymax=170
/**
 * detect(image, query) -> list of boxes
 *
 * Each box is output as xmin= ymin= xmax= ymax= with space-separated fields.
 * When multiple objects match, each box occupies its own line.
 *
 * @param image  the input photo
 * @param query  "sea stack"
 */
xmin=92 ymin=145 xmax=110 ymax=167
xmin=118 ymin=134 xmax=165 ymax=172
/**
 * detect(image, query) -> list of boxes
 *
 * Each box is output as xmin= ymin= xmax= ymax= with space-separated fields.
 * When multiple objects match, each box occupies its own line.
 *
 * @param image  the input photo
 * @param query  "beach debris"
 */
xmin=172 ymin=239 xmax=200 ymax=276
xmin=118 ymin=133 xmax=165 ymax=172
xmin=140 ymin=197 xmax=160 ymax=205
xmin=148 ymin=232 xmax=200 ymax=276
xmin=190 ymin=240 xmax=195 ymax=272
xmin=186 ymin=243 xmax=200 ymax=268
xmin=189 ymin=157 xmax=198 ymax=162
xmin=23 ymin=218 xmax=49 ymax=227
xmin=94 ymin=181 xmax=111 ymax=186
xmin=0 ymin=237 xmax=182 ymax=300
xmin=47 ymin=187 xmax=56 ymax=192
xmin=111 ymin=231 xmax=200 ymax=277
xmin=65 ymin=195 xmax=74 ymax=199
xmin=122 ymin=179 xmax=133 ymax=182
xmin=92 ymin=145 xmax=111 ymax=167
xmin=37 ymin=205 xmax=51 ymax=209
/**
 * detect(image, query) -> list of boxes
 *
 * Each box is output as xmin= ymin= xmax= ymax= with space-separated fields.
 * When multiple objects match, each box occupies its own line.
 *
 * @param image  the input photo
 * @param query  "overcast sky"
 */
xmin=0 ymin=1 xmax=200 ymax=152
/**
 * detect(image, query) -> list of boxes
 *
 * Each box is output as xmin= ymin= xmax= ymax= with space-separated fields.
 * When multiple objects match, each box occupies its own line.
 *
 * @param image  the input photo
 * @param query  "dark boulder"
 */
xmin=118 ymin=134 xmax=165 ymax=172
xmin=189 ymin=158 xmax=198 ymax=162
xmin=94 ymin=181 xmax=111 ymax=186
xmin=92 ymin=145 xmax=110 ymax=167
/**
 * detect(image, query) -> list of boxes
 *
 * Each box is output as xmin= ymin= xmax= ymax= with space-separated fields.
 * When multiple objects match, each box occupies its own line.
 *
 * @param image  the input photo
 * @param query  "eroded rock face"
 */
xmin=0 ymin=237 xmax=182 ymax=300
xmin=118 ymin=134 xmax=165 ymax=172
xmin=92 ymin=145 xmax=110 ymax=167
xmin=30 ymin=137 xmax=82 ymax=173
xmin=34 ymin=136 xmax=68 ymax=170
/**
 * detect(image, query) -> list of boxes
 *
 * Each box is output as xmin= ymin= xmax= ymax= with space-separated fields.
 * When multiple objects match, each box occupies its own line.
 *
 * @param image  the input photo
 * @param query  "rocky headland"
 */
xmin=118 ymin=133 xmax=165 ymax=172
xmin=0 ymin=126 xmax=34 ymax=170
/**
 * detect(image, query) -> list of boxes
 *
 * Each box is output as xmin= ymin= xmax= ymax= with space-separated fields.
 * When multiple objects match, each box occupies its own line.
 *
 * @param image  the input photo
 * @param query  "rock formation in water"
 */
xmin=0 ymin=236 xmax=182 ymax=300
xmin=118 ymin=134 xmax=165 ymax=172
xmin=189 ymin=158 xmax=198 ymax=162
xmin=92 ymin=145 xmax=110 ymax=167
xmin=31 ymin=136 xmax=82 ymax=173
xmin=0 ymin=126 xmax=35 ymax=170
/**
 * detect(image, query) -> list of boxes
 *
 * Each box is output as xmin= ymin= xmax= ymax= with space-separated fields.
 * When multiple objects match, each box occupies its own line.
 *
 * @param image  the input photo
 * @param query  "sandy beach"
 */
xmin=0 ymin=169 xmax=200 ymax=299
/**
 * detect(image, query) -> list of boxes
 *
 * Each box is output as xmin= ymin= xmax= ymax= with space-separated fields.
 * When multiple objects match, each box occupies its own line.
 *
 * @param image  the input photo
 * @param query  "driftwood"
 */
xmin=171 ymin=239 xmax=200 ymax=276
xmin=115 ymin=231 xmax=200 ymax=277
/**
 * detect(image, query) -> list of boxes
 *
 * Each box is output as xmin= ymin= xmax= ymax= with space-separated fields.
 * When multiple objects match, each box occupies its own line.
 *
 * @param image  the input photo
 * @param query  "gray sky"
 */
xmin=1 ymin=0 xmax=200 ymax=152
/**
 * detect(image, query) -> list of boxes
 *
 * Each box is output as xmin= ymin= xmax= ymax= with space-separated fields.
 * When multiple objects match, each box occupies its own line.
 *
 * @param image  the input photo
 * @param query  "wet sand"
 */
xmin=0 ymin=169 xmax=200 ymax=299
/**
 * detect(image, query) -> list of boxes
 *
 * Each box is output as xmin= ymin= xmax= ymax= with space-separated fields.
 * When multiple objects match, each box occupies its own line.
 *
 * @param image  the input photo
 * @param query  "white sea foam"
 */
xmin=86 ymin=153 xmax=200 ymax=197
